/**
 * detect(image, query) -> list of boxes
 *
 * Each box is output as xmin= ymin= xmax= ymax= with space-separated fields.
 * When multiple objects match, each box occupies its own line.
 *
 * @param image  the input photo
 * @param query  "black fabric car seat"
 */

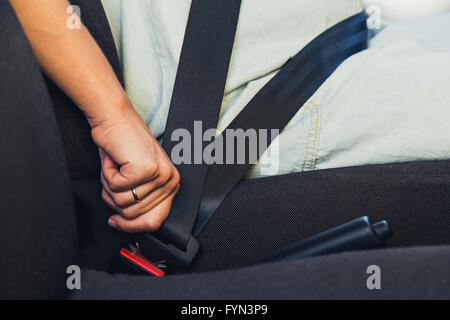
xmin=0 ymin=0 xmax=449 ymax=299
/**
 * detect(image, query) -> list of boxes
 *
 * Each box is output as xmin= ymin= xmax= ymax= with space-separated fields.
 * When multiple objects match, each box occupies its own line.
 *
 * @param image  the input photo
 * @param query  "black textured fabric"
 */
xmin=73 ymin=178 xmax=133 ymax=271
xmin=0 ymin=2 xmax=78 ymax=299
xmin=73 ymin=245 xmax=450 ymax=300
xmin=193 ymin=161 xmax=450 ymax=272
xmin=46 ymin=0 xmax=123 ymax=179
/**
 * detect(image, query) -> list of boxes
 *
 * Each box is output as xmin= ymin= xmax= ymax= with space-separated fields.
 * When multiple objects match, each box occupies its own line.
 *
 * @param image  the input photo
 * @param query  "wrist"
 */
xmin=86 ymin=92 xmax=132 ymax=129
xmin=89 ymin=95 xmax=150 ymax=149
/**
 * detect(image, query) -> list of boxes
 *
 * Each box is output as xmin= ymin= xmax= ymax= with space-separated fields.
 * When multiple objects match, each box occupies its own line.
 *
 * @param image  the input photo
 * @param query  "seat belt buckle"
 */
xmin=114 ymin=233 xmax=199 ymax=275
xmin=117 ymin=243 xmax=167 ymax=277
xmin=136 ymin=232 xmax=200 ymax=268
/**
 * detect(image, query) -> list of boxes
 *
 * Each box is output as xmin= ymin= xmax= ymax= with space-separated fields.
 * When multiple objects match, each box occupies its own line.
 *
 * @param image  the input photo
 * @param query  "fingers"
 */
xmin=102 ymin=176 xmax=180 ymax=220
xmin=101 ymin=152 xmax=160 ymax=192
xmin=100 ymin=149 xmax=180 ymax=232
xmin=101 ymin=146 xmax=178 ymax=194
xmin=101 ymin=169 xmax=180 ymax=210
xmin=100 ymin=164 xmax=180 ymax=214
xmin=107 ymin=184 xmax=179 ymax=233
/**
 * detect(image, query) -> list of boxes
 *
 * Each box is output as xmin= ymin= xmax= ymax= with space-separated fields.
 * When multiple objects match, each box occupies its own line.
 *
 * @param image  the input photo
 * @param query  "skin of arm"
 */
xmin=9 ymin=0 xmax=180 ymax=233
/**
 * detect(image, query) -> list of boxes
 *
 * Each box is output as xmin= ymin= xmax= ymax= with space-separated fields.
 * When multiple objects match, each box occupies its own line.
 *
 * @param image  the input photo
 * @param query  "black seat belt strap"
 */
xmin=194 ymin=12 xmax=368 ymax=235
xmin=137 ymin=0 xmax=242 ymax=266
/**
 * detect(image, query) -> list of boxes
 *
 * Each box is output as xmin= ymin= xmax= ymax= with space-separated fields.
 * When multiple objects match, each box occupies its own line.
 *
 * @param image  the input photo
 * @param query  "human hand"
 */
xmin=91 ymin=100 xmax=180 ymax=233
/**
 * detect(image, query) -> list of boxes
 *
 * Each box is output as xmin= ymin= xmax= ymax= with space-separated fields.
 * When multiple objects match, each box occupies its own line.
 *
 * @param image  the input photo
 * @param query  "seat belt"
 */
xmin=194 ymin=11 xmax=368 ymax=235
xmin=136 ymin=0 xmax=242 ymax=266
xmin=135 ymin=8 xmax=368 ymax=268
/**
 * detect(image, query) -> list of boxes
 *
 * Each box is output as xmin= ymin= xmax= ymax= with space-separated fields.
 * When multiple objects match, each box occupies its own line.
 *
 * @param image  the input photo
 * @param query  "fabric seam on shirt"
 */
xmin=300 ymin=101 xmax=320 ymax=172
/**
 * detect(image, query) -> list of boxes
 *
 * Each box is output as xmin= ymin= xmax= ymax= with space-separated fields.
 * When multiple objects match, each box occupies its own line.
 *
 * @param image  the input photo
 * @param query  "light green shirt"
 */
xmin=101 ymin=0 xmax=450 ymax=178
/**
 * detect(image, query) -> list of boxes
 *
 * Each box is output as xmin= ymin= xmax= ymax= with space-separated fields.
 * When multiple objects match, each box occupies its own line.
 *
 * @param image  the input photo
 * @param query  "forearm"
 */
xmin=9 ymin=0 xmax=128 ymax=128
xmin=9 ymin=0 xmax=179 ymax=233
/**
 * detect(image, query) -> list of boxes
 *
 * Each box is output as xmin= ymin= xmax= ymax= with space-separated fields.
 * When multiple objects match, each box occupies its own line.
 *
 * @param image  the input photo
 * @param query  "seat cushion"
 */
xmin=72 ymin=245 xmax=450 ymax=300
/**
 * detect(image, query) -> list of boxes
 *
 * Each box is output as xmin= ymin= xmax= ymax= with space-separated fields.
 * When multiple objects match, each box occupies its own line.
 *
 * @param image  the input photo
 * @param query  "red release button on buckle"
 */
xmin=119 ymin=243 xmax=166 ymax=277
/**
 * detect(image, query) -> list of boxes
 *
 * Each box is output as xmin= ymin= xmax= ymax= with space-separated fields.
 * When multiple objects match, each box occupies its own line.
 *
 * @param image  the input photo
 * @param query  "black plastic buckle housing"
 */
xmin=136 ymin=233 xmax=200 ymax=267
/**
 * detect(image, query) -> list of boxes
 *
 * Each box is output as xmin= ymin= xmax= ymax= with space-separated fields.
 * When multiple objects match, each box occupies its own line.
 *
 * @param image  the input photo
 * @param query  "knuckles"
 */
xmin=140 ymin=161 xmax=159 ymax=181
xmin=159 ymin=164 xmax=174 ymax=183
xmin=167 ymin=175 xmax=180 ymax=194
xmin=154 ymin=162 xmax=175 ymax=187
xmin=172 ymin=169 xmax=181 ymax=187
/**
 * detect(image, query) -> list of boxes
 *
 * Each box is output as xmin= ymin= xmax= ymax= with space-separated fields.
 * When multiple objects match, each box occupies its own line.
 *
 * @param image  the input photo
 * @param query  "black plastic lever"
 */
xmin=251 ymin=216 xmax=393 ymax=265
